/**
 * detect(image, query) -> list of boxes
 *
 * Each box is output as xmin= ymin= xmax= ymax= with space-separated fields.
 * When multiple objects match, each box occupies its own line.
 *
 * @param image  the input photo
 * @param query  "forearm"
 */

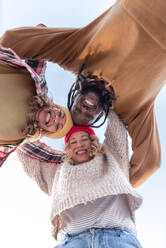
xmin=128 ymin=104 xmax=161 ymax=187
xmin=19 ymin=140 xmax=65 ymax=164
xmin=104 ymin=110 xmax=130 ymax=177
xmin=0 ymin=26 xmax=82 ymax=71
xmin=17 ymin=144 xmax=59 ymax=195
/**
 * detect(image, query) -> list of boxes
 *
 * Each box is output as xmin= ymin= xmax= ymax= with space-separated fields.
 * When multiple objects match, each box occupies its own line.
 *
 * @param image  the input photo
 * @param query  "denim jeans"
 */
xmin=54 ymin=227 xmax=143 ymax=248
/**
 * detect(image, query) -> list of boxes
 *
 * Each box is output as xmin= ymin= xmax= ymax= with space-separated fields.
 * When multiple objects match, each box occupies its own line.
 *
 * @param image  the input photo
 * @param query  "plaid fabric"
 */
xmin=18 ymin=141 xmax=65 ymax=164
xmin=0 ymin=144 xmax=18 ymax=166
xmin=0 ymin=45 xmax=48 ymax=167
xmin=0 ymin=45 xmax=48 ymax=95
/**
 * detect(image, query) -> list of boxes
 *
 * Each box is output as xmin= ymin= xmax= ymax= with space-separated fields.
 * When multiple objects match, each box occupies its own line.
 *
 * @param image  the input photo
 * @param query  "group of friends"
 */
xmin=0 ymin=0 xmax=166 ymax=247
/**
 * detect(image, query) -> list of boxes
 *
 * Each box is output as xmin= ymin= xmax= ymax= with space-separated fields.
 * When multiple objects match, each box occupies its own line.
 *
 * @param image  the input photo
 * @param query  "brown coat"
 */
xmin=1 ymin=0 xmax=166 ymax=187
xmin=0 ymin=62 xmax=35 ymax=143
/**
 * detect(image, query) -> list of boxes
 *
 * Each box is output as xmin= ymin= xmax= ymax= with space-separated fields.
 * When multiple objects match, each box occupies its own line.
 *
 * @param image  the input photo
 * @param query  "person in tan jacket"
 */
xmin=0 ymin=46 xmax=73 ymax=166
xmin=1 ymin=0 xmax=166 ymax=187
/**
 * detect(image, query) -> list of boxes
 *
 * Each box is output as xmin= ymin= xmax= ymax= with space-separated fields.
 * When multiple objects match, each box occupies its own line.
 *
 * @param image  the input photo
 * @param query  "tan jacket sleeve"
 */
xmin=0 ymin=26 xmax=81 ymax=72
xmin=0 ymin=7 xmax=110 ymax=73
xmin=128 ymin=104 xmax=161 ymax=187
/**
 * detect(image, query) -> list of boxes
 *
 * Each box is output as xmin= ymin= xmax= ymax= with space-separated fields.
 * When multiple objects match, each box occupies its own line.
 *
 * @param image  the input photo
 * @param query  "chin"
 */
xmin=74 ymin=157 xmax=91 ymax=164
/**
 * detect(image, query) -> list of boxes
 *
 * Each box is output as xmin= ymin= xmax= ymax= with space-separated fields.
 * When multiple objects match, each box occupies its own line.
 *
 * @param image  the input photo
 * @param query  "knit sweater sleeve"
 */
xmin=103 ymin=110 xmax=130 ymax=178
xmin=16 ymin=148 xmax=59 ymax=195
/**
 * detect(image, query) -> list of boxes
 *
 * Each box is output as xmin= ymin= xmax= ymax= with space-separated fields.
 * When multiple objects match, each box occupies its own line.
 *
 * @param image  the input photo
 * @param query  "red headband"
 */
xmin=65 ymin=126 xmax=95 ymax=143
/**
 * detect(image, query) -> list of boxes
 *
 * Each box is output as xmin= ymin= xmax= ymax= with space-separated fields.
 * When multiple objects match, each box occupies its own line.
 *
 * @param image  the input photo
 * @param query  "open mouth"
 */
xmin=45 ymin=112 xmax=51 ymax=125
xmin=84 ymin=98 xmax=96 ymax=106
xmin=76 ymin=150 xmax=87 ymax=155
xmin=83 ymin=94 xmax=99 ymax=110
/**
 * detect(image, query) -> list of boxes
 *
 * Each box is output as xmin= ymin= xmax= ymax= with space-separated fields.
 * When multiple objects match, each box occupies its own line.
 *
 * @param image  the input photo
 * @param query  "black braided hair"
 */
xmin=67 ymin=66 xmax=116 ymax=128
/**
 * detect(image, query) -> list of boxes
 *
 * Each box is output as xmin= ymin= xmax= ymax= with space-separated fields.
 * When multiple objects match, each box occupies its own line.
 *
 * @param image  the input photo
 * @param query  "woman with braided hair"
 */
xmin=17 ymin=109 xmax=143 ymax=248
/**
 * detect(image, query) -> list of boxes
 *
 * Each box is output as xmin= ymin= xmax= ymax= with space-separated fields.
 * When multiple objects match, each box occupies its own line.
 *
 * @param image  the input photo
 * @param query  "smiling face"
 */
xmin=70 ymin=91 xmax=103 ymax=126
xmin=36 ymin=106 xmax=66 ymax=132
xmin=68 ymin=131 xmax=92 ymax=164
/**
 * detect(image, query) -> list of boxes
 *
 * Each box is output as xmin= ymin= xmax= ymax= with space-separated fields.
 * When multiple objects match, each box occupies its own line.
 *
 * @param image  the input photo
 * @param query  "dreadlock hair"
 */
xmin=68 ymin=67 xmax=116 ymax=128
xmin=21 ymin=95 xmax=54 ymax=139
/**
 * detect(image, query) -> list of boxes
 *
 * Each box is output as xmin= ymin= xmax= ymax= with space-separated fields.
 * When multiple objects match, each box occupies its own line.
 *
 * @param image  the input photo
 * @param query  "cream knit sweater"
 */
xmin=17 ymin=110 xmax=142 ymax=239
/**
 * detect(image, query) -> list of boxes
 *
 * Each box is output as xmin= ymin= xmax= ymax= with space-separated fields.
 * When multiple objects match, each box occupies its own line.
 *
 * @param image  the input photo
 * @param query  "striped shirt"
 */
xmin=57 ymin=194 xmax=137 ymax=241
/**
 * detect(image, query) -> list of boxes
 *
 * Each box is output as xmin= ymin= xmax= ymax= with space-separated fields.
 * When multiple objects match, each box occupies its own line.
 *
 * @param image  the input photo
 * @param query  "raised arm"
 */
xmin=0 ymin=6 xmax=111 ymax=72
xmin=104 ymin=110 xmax=130 ymax=179
xmin=103 ymin=107 xmax=161 ymax=188
xmin=16 ymin=140 xmax=65 ymax=195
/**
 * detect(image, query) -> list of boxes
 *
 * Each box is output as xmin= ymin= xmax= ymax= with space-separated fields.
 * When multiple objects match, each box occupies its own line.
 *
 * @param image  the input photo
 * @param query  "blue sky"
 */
xmin=0 ymin=1 xmax=166 ymax=247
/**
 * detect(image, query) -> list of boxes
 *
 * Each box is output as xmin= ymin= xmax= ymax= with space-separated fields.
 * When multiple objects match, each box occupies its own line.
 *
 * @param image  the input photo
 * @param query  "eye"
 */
xmin=70 ymin=140 xmax=76 ymax=145
xmin=56 ymin=123 xmax=60 ymax=131
xmin=74 ymin=107 xmax=81 ymax=114
xmin=58 ymin=110 xmax=64 ymax=118
xmin=85 ymin=113 xmax=93 ymax=119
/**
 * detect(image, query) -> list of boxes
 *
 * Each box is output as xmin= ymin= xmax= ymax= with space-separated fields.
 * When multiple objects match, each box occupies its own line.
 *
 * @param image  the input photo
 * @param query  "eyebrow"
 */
xmin=70 ymin=134 xmax=89 ymax=141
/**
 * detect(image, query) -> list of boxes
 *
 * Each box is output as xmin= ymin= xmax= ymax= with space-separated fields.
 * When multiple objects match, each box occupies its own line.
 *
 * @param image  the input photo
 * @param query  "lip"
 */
xmin=44 ymin=108 xmax=58 ymax=127
xmin=46 ymin=112 xmax=51 ymax=124
xmin=75 ymin=149 xmax=87 ymax=155
xmin=45 ymin=109 xmax=53 ymax=126
xmin=83 ymin=93 xmax=99 ymax=109
xmin=84 ymin=98 xmax=96 ymax=106
xmin=84 ymin=96 xmax=97 ymax=106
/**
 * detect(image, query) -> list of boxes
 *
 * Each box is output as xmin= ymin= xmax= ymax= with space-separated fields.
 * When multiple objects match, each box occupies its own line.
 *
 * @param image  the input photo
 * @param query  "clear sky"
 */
xmin=0 ymin=1 xmax=166 ymax=248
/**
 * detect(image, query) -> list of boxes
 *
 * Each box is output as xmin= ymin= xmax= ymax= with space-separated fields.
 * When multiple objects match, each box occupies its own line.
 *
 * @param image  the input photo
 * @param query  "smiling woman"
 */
xmin=37 ymin=106 xmax=66 ymax=132
xmin=22 ymin=94 xmax=73 ymax=141
xmin=67 ymin=131 xmax=92 ymax=164
xmin=16 ymin=110 xmax=143 ymax=248
xmin=0 ymin=46 xmax=73 ymax=166
xmin=64 ymin=126 xmax=99 ymax=164
xmin=35 ymin=106 xmax=66 ymax=133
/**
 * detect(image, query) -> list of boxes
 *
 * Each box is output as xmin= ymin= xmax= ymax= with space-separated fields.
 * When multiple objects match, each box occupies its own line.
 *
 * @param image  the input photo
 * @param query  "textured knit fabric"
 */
xmin=17 ymin=110 xmax=142 ymax=240
xmin=58 ymin=194 xmax=137 ymax=241
xmin=50 ymin=147 xmax=142 ymax=238
xmin=1 ymin=0 xmax=165 ymax=187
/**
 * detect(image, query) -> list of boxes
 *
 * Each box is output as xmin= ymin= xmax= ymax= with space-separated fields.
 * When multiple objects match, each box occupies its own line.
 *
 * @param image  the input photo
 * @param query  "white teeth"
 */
xmin=84 ymin=99 xmax=94 ymax=106
xmin=77 ymin=151 xmax=86 ymax=154
xmin=46 ymin=112 xmax=50 ymax=124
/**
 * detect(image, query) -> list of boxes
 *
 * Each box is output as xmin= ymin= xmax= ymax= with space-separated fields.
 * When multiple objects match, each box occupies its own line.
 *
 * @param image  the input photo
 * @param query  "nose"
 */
xmin=75 ymin=140 xmax=84 ymax=148
xmin=81 ymin=106 xmax=89 ymax=113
